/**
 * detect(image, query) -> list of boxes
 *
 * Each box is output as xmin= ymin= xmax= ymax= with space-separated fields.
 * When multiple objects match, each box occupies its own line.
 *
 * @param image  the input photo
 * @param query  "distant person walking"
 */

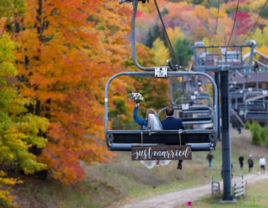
xmin=248 ymin=155 xmax=254 ymax=173
xmin=259 ymin=156 xmax=266 ymax=174
xmin=238 ymin=155 xmax=244 ymax=169
xmin=237 ymin=127 xmax=242 ymax=134
xmin=206 ymin=151 xmax=214 ymax=168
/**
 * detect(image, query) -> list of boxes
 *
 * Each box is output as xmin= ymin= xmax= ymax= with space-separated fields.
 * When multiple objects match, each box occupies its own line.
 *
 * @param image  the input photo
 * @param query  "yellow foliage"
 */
xmin=177 ymin=1 xmax=191 ymax=8
xmin=249 ymin=28 xmax=268 ymax=48
xmin=167 ymin=27 xmax=185 ymax=46
xmin=249 ymin=0 xmax=266 ymax=13
xmin=0 ymin=171 xmax=22 ymax=207
xmin=151 ymin=38 xmax=171 ymax=66
xmin=210 ymin=7 xmax=227 ymax=19
xmin=138 ymin=0 xmax=156 ymax=14
xmin=203 ymin=37 xmax=211 ymax=47
xmin=0 ymin=32 xmax=48 ymax=207
xmin=258 ymin=45 xmax=268 ymax=55
xmin=194 ymin=5 xmax=209 ymax=21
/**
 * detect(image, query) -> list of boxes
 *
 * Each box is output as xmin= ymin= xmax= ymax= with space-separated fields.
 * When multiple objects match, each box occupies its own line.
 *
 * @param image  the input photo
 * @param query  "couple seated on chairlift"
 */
xmin=133 ymin=104 xmax=185 ymax=169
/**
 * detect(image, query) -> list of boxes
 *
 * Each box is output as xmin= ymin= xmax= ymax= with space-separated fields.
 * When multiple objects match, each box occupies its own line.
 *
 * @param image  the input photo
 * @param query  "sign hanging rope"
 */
xmin=178 ymin=130 xmax=183 ymax=146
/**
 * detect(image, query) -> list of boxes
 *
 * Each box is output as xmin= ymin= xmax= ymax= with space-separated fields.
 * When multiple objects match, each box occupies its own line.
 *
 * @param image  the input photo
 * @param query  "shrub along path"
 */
xmin=121 ymin=172 xmax=268 ymax=208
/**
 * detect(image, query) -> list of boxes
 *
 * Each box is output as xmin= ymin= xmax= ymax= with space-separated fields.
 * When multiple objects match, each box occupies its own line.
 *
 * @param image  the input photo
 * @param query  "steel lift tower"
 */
xmin=190 ymin=42 xmax=257 ymax=202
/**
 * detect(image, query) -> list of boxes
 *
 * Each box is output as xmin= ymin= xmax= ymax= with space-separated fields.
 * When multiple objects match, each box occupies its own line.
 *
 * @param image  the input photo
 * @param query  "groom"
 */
xmin=161 ymin=105 xmax=186 ymax=170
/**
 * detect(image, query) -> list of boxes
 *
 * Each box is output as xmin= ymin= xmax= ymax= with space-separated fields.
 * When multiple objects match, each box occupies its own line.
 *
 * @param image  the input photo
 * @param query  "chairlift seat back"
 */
xmin=236 ymin=103 xmax=265 ymax=110
xmin=108 ymin=130 xmax=215 ymax=144
xmin=245 ymin=111 xmax=268 ymax=120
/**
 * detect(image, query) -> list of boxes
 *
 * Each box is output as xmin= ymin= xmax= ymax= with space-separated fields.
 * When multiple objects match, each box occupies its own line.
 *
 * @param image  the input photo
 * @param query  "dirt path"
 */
xmin=121 ymin=173 xmax=268 ymax=208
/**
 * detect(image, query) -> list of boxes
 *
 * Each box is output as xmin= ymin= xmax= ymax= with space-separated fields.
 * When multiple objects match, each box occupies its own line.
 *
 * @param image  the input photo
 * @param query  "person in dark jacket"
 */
xmin=161 ymin=105 xmax=186 ymax=170
xmin=206 ymin=151 xmax=214 ymax=168
xmin=248 ymin=154 xmax=254 ymax=173
xmin=161 ymin=106 xmax=185 ymax=130
xmin=238 ymin=155 xmax=244 ymax=169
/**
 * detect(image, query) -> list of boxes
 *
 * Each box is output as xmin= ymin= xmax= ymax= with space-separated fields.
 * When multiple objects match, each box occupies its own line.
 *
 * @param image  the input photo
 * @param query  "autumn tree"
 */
xmin=146 ymin=24 xmax=165 ymax=48
xmin=260 ymin=6 xmax=268 ymax=19
xmin=151 ymin=38 xmax=171 ymax=65
xmin=11 ymin=0 xmax=131 ymax=184
xmin=0 ymin=0 xmax=49 ymax=205
xmin=233 ymin=12 xmax=252 ymax=35
xmin=0 ymin=34 xmax=48 ymax=207
xmin=166 ymin=27 xmax=185 ymax=46
xmin=173 ymin=38 xmax=193 ymax=66
xmin=1 ymin=0 xmax=268 ymax=187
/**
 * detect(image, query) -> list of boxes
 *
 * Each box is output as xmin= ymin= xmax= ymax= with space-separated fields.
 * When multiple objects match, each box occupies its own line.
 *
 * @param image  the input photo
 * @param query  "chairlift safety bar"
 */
xmin=174 ymin=96 xmax=213 ymax=108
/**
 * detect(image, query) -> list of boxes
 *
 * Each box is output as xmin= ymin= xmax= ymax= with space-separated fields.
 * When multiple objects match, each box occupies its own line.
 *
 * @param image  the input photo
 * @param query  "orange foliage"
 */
xmin=13 ymin=0 xmax=131 ymax=184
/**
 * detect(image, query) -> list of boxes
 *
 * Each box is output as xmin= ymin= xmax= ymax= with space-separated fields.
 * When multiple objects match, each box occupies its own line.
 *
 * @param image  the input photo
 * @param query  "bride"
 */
xmin=133 ymin=104 xmax=171 ymax=169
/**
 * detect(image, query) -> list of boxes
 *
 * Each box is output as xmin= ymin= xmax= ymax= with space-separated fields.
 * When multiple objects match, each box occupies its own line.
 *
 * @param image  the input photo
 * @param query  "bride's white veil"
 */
xmin=148 ymin=114 xmax=163 ymax=135
xmin=140 ymin=114 xmax=170 ymax=169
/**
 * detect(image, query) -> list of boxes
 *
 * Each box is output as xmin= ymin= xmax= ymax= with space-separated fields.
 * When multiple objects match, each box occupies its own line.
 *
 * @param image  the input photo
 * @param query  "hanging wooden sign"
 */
xmin=131 ymin=145 xmax=192 ymax=161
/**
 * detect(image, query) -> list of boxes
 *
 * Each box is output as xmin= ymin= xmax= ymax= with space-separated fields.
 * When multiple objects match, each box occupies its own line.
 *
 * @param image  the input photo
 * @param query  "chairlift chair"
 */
xmin=245 ymin=111 xmax=268 ymax=120
xmin=244 ymin=98 xmax=267 ymax=120
xmin=104 ymin=72 xmax=218 ymax=152
xmin=231 ymin=88 xmax=265 ymax=110
xmin=244 ymin=90 xmax=268 ymax=120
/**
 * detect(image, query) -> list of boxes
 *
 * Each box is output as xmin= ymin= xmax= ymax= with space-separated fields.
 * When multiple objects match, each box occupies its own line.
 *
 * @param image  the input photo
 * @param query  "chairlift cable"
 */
xmin=212 ymin=0 xmax=220 ymax=46
xmin=242 ymin=0 xmax=268 ymax=44
xmin=227 ymin=0 xmax=240 ymax=46
xmin=153 ymin=0 xmax=180 ymax=67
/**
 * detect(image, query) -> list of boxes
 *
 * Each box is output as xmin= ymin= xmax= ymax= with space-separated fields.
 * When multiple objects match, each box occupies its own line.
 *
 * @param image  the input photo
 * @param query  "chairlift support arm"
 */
xmin=235 ymin=70 xmax=244 ymax=77
xmin=231 ymin=109 xmax=245 ymax=127
xmin=131 ymin=0 xmax=169 ymax=71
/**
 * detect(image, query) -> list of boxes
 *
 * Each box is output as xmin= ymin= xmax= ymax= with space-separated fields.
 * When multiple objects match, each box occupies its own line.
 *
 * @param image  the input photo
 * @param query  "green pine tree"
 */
xmin=173 ymin=38 xmax=193 ymax=66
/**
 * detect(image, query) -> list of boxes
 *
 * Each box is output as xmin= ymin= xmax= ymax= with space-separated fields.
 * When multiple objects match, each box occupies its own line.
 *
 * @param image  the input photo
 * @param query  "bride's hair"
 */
xmin=146 ymin=109 xmax=157 ymax=130
xmin=146 ymin=109 xmax=157 ymax=119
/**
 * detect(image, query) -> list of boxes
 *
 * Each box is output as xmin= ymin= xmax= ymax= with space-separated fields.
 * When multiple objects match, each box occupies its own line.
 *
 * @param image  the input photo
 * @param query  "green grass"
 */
xmin=176 ymin=180 xmax=268 ymax=208
xmin=14 ymin=178 xmax=122 ymax=208
xmin=11 ymin=129 xmax=268 ymax=208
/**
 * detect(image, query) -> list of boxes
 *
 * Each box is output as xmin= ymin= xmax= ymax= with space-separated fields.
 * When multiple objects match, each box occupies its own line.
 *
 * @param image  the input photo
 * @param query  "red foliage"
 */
xmin=234 ymin=12 xmax=252 ymax=35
